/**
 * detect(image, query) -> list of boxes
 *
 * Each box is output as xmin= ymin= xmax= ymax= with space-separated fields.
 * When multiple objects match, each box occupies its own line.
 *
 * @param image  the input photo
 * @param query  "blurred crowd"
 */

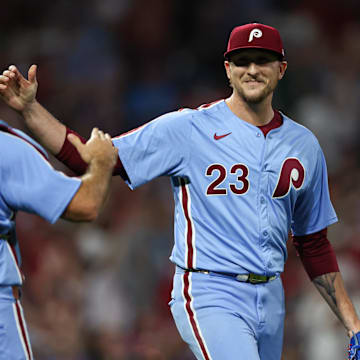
xmin=1 ymin=0 xmax=360 ymax=359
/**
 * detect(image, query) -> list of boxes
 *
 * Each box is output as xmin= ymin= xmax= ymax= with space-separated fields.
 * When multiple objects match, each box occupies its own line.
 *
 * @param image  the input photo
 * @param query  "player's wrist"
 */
xmin=349 ymin=327 xmax=360 ymax=338
xmin=21 ymin=98 xmax=39 ymax=115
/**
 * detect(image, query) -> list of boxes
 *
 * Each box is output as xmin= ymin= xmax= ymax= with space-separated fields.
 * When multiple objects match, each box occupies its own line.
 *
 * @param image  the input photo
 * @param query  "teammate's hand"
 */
xmin=67 ymin=128 xmax=118 ymax=168
xmin=0 ymin=64 xmax=38 ymax=112
xmin=349 ymin=332 xmax=360 ymax=359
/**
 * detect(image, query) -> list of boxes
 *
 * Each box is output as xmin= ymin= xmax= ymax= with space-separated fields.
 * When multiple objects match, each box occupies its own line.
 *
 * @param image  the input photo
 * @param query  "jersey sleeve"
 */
xmin=291 ymin=142 xmax=337 ymax=236
xmin=112 ymin=110 xmax=193 ymax=189
xmin=0 ymin=134 xmax=81 ymax=224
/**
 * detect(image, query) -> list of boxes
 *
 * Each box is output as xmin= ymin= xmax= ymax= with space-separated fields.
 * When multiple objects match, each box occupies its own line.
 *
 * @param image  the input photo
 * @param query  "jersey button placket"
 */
xmin=257 ymin=129 xmax=270 ymax=270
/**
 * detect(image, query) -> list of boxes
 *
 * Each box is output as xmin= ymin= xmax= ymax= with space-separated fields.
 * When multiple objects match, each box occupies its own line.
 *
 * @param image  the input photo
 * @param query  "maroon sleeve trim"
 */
xmin=56 ymin=127 xmax=129 ymax=180
xmin=292 ymin=228 xmax=339 ymax=280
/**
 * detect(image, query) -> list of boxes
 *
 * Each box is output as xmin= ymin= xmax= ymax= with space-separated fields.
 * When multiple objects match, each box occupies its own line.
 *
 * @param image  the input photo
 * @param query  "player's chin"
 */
xmin=242 ymin=90 xmax=268 ymax=104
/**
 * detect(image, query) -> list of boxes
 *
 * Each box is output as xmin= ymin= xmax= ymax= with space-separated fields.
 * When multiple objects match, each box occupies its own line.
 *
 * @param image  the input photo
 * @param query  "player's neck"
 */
xmin=225 ymin=94 xmax=274 ymax=127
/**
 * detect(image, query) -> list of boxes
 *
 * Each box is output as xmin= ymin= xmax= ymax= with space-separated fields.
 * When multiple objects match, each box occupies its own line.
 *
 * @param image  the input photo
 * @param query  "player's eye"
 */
xmin=231 ymin=57 xmax=276 ymax=67
xmin=256 ymin=57 xmax=270 ymax=64
xmin=231 ymin=58 xmax=250 ymax=67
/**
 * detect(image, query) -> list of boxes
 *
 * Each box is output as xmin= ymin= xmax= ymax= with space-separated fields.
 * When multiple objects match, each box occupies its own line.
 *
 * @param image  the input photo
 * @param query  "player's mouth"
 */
xmin=243 ymin=79 xmax=265 ymax=87
xmin=243 ymin=78 xmax=265 ymax=84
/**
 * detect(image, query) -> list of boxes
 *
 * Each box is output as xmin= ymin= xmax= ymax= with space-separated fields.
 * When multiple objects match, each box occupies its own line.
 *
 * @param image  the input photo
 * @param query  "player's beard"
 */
xmin=233 ymin=77 xmax=279 ymax=104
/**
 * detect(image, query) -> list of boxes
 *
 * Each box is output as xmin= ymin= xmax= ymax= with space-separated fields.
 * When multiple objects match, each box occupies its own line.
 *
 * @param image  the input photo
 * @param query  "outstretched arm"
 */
xmin=0 ymin=65 xmax=66 ymax=155
xmin=0 ymin=65 xmax=127 ymax=178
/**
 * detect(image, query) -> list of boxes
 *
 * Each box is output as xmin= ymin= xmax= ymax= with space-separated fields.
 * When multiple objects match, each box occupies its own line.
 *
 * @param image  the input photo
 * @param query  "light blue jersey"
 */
xmin=113 ymin=99 xmax=338 ymax=360
xmin=0 ymin=121 xmax=82 ymax=360
xmin=113 ymin=99 xmax=337 ymax=276
xmin=0 ymin=121 xmax=81 ymax=286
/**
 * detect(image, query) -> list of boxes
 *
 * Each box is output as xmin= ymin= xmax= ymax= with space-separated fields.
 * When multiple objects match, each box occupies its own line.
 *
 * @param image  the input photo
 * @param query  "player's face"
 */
xmin=224 ymin=49 xmax=287 ymax=104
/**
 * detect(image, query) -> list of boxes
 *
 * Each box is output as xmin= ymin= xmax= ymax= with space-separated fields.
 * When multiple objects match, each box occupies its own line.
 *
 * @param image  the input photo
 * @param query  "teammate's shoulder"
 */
xmin=0 ymin=121 xmax=48 ymax=158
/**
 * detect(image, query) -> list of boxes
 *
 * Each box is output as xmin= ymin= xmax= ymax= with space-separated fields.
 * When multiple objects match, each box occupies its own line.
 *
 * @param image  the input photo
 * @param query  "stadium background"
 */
xmin=1 ymin=0 xmax=360 ymax=359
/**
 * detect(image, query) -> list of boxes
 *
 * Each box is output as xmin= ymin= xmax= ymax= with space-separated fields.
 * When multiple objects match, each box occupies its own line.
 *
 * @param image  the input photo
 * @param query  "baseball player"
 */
xmin=1 ymin=22 xmax=360 ymax=360
xmin=0 ymin=119 xmax=117 ymax=359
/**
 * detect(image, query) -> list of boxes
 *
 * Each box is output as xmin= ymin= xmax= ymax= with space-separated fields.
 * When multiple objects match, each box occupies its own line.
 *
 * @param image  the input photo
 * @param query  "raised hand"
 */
xmin=67 ymin=127 xmax=118 ymax=167
xmin=0 ymin=64 xmax=38 ymax=112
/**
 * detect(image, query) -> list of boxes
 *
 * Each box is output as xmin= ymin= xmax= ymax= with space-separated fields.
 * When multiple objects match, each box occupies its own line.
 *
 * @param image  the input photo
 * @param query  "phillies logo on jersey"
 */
xmin=272 ymin=157 xmax=305 ymax=198
xmin=248 ymin=28 xmax=262 ymax=42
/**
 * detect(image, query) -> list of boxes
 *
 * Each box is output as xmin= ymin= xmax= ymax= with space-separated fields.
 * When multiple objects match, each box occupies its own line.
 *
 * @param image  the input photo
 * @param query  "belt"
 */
xmin=180 ymin=267 xmax=276 ymax=284
xmin=12 ymin=286 xmax=21 ymax=300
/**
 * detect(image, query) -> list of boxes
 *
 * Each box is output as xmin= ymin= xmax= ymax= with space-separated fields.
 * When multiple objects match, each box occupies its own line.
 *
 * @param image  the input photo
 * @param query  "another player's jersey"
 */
xmin=113 ymin=100 xmax=337 ymax=275
xmin=0 ymin=121 xmax=81 ymax=285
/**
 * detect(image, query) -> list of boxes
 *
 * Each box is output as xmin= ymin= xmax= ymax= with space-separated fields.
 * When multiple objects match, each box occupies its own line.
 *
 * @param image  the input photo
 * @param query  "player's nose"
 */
xmin=246 ymin=62 xmax=260 ymax=75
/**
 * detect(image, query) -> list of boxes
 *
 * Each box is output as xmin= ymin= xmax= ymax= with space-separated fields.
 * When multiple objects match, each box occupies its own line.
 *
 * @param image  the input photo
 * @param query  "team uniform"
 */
xmin=112 ymin=99 xmax=337 ymax=359
xmin=0 ymin=121 xmax=81 ymax=360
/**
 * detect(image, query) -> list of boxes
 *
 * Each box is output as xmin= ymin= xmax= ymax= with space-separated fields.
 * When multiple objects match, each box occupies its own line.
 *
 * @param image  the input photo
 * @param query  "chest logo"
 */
xmin=272 ymin=157 xmax=305 ymax=198
xmin=214 ymin=132 xmax=232 ymax=140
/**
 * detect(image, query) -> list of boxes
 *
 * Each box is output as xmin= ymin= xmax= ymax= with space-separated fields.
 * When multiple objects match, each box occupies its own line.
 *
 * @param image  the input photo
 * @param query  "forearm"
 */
xmin=313 ymin=272 xmax=360 ymax=337
xmin=62 ymin=158 xmax=113 ymax=221
xmin=22 ymin=100 xmax=66 ymax=155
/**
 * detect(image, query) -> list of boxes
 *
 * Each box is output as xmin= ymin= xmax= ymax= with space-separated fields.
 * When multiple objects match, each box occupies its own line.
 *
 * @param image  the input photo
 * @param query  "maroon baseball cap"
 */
xmin=224 ymin=23 xmax=285 ymax=60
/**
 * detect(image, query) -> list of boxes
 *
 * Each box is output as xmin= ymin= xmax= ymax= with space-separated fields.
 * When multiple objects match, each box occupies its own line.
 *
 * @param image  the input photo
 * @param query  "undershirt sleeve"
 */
xmin=56 ymin=127 xmax=129 ymax=181
xmin=292 ymin=228 xmax=339 ymax=280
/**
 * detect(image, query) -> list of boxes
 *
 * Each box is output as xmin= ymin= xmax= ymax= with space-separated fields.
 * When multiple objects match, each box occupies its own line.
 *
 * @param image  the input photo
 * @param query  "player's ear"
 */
xmin=224 ymin=61 xmax=231 ymax=80
xmin=278 ymin=61 xmax=287 ymax=80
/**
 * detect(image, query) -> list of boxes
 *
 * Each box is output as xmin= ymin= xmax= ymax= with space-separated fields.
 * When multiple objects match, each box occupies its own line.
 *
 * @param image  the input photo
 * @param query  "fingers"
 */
xmin=67 ymin=133 xmax=85 ymax=152
xmin=1 ymin=64 xmax=36 ymax=83
xmin=90 ymin=127 xmax=99 ymax=139
xmin=77 ymin=128 xmax=116 ymax=166
xmin=1 ymin=67 xmax=20 ymax=91
xmin=90 ymin=127 xmax=111 ymax=141
xmin=28 ymin=64 xmax=37 ymax=84
xmin=0 ymin=71 xmax=14 ymax=87
xmin=98 ymin=130 xmax=106 ymax=140
xmin=6 ymin=64 xmax=33 ymax=86
xmin=3 ymin=69 xmax=16 ymax=80
xmin=0 ymin=75 xmax=10 ymax=90
xmin=7 ymin=65 xmax=21 ymax=81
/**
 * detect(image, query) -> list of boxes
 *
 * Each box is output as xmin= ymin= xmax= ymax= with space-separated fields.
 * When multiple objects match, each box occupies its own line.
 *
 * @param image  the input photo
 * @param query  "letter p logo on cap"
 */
xmin=248 ymin=28 xmax=262 ymax=42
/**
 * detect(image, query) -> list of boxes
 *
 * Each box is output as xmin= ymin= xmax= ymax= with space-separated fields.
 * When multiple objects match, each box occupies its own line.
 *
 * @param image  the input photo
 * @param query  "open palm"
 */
xmin=0 ymin=65 xmax=38 ymax=112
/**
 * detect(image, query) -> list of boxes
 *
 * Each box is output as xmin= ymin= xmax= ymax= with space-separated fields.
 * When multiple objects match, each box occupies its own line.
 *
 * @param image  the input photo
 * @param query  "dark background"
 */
xmin=1 ymin=1 xmax=360 ymax=359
